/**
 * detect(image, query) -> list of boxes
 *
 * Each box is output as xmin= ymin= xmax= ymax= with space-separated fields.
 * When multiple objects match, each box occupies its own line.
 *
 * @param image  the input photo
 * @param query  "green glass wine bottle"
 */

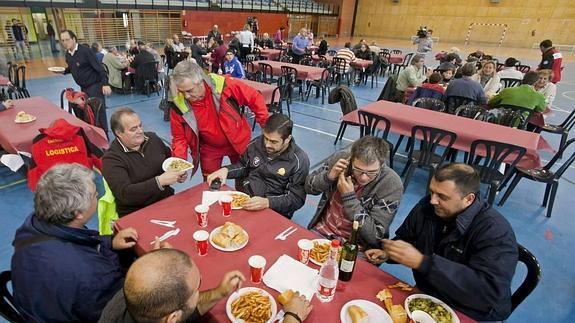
xmin=339 ymin=220 xmax=359 ymax=281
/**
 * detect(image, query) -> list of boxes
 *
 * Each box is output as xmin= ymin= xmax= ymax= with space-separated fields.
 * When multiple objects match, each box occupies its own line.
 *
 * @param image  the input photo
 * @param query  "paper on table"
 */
xmin=263 ymin=254 xmax=319 ymax=300
xmin=201 ymin=190 xmax=235 ymax=206
xmin=0 ymin=153 xmax=25 ymax=172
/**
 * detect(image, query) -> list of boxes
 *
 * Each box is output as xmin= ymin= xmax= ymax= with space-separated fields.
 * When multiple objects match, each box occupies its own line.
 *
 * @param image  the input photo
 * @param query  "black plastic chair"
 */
xmin=332 ymin=57 xmax=351 ymax=86
xmin=516 ymin=65 xmax=531 ymax=73
xmin=455 ymin=103 xmax=488 ymax=120
xmin=15 ymin=65 xmax=30 ymax=98
xmin=511 ymin=245 xmax=542 ymax=312
xmin=245 ymin=61 xmax=262 ymax=82
xmin=412 ymin=98 xmax=446 ymax=112
xmin=466 ymin=139 xmax=526 ymax=204
xmin=252 ymin=84 xmax=287 ymax=130
xmin=258 ymin=62 xmax=277 ymax=84
xmin=281 ymin=65 xmax=304 ymax=101
xmin=358 ymin=110 xmax=395 ymax=169
xmin=275 ymin=75 xmax=292 ymax=118
xmin=327 ymin=49 xmax=337 ymax=56
xmin=494 ymin=104 xmax=534 ymax=130
xmin=445 ymin=96 xmax=478 ymax=115
xmin=535 ymin=109 xmax=575 ymax=158
xmin=378 ymin=51 xmax=391 ymax=76
xmin=401 ymin=126 xmax=457 ymax=191
xmin=500 ymin=78 xmax=522 ymax=89
xmin=305 ymin=68 xmax=330 ymax=105
xmin=498 ymin=138 xmax=575 ymax=217
xmin=0 ymin=271 xmax=24 ymax=322
xmin=137 ymin=61 xmax=160 ymax=97
xmin=391 ymin=49 xmax=402 ymax=55
xmin=496 ymin=62 xmax=505 ymax=71
xmin=332 ymin=86 xmax=360 ymax=144
xmin=361 ymin=54 xmax=381 ymax=88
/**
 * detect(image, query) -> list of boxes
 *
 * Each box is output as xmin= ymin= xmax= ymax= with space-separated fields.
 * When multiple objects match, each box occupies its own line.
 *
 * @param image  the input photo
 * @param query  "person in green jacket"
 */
xmin=488 ymin=71 xmax=546 ymax=113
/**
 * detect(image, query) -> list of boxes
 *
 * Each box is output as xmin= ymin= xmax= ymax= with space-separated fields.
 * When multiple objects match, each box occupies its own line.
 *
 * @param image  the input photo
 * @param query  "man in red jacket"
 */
xmin=170 ymin=60 xmax=269 ymax=178
xmin=538 ymin=39 xmax=562 ymax=83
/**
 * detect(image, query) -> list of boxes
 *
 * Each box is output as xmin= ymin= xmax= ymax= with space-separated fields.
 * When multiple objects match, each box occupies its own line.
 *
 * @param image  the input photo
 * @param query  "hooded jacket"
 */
xmin=11 ymin=214 xmax=124 ymax=322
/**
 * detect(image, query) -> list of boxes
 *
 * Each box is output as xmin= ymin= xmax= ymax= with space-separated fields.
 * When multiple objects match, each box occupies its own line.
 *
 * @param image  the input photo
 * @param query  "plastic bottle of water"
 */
xmin=316 ymin=239 xmax=340 ymax=303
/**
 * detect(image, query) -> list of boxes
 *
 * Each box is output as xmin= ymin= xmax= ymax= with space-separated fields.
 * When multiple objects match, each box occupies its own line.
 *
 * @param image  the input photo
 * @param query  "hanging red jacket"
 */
xmin=28 ymin=118 xmax=103 ymax=191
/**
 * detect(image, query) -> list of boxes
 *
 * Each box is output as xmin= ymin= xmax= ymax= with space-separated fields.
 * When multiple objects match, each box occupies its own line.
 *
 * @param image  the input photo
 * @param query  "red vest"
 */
xmin=28 ymin=118 xmax=103 ymax=191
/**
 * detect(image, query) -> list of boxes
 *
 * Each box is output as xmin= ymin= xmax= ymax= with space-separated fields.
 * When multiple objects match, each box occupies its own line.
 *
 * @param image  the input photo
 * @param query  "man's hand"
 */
xmin=176 ymin=171 xmax=188 ymax=183
xmin=206 ymin=168 xmax=228 ymax=186
xmin=102 ymin=85 xmax=112 ymax=96
xmin=242 ymin=196 xmax=269 ymax=211
xmin=216 ymin=270 xmax=245 ymax=298
xmin=112 ymin=227 xmax=138 ymax=250
xmin=152 ymin=237 xmax=172 ymax=250
xmin=383 ymin=239 xmax=424 ymax=269
xmin=157 ymin=170 xmax=186 ymax=186
xmin=365 ymin=248 xmax=388 ymax=265
xmin=2 ymin=100 xmax=14 ymax=109
xmin=337 ymin=172 xmax=354 ymax=195
xmin=283 ymin=291 xmax=313 ymax=322
xmin=327 ymin=158 xmax=350 ymax=181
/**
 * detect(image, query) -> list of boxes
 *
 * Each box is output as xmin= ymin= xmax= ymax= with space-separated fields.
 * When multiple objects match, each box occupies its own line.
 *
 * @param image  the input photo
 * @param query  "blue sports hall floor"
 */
xmin=0 ymin=46 xmax=574 ymax=322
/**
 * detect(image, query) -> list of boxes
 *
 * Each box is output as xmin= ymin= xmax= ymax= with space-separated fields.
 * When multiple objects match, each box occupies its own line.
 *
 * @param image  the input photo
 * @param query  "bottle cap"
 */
xmin=352 ymin=221 xmax=359 ymax=230
xmin=331 ymin=240 xmax=340 ymax=247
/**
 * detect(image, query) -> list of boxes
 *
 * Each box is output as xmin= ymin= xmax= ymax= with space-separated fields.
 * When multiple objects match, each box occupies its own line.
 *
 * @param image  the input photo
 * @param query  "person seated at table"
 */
xmin=445 ymin=63 xmax=487 ymax=105
xmin=407 ymin=72 xmax=445 ymax=105
xmin=436 ymin=62 xmax=456 ymax=85
xmin=211 ymin=39 xmax=228 ymax=73
xmin=488 ymin=71 xmax=546 ymax=114
xmin=172 ymin=33 xmax=186 ymax=52
xmin=11 ymin=163 xmax=140 ymax=322
xmin=0 ymin=96 xmax=14 ymax=111
xmin=497 ymin=57 xmax=523 ymax=80
xmin=91 ymin=42 xmax=105 ymax=62
xmin=305 ymin=136 xmax=403 ymax=252
xmin=354 ymin=43 xmax=372 ymax=60
xmin=368 ymin=41 xmax=380 ymax=54
xmin=99 ymin=248 xmax=313 ymax=323
xmin=130 ymin=41 xmax=157 ymax=93
xmin=291 ymin=28 xmax=308 ymax=63
xmin=170 ymin=60 xmax=268 ymax=179
xmin=395 ymin=54 xmax=431 ymax=103
xmin=207 ymin=114 xmax=309 ymax=219
xmin=223 ymin=49 xmax=245 ymax=79
xmin=228 ymin=33 xmax=241 ymax=56
xmin=190 ymin=37 xmax=208 ymax=68
xmin=366 ymin=163 xmax=518 ymax=321
xmin=352 ymin=38 xmax=367 ymax=52
xmin=103 ymin=46 xmax=129 ymax=91
xmin=207 ymin=24 xmax=223 ymax=43
xmin=205 ymin=37 xmax=217 ymax=53
xmin=317 ymin=35 xmax=328 ymax=55
xmin=258 ymin=32 xmax=274 ymax=49
xmin=127 ymin=39 xmax=139 ymax=56
xmin=334 ymin=42 xmax=356 ymax=74
xmin=471 ymin=60 xmax=501 ymax=99
xmin=442 ymin=47 xmax=463 ymax=66
xmin=534 ymin=69 xmax=556 ymax=109
xmin=103 ymin=108 xmax=187 ymax=217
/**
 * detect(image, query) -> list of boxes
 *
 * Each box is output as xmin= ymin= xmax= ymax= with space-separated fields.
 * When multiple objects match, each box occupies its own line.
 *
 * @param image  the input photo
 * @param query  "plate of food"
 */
xmin=309 ymin=238 xmax=331 ymax=266
xmin=162 ymin=157 xmax=194 ymax=172
xmin=340 ymin=299 xmax=392 ymax=323
xmin=14 ymin=111 xmax=36 ymax=124
xmin=229 ymin=191 xmax=250 ymax=210
xmin=226 ymin=287 xmax=277 ymax=323
xmin=47 ymin=66 xmax=66 ymax=72
xmin=405 ymin=294 xmax=460 ymax=323
xmin=209 ymin=222 xmax=249 ymax=252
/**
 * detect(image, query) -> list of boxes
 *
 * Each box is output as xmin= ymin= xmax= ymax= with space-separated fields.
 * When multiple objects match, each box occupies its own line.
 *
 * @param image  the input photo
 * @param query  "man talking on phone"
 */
xmin=305 ymin=136 xmax=403 ymax=253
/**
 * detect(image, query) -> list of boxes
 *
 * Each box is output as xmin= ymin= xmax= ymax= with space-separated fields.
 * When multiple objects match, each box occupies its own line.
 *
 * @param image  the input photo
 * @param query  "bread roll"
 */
xmin=277 ymin=289 xmax=294 ymax=306
xmin=348 ymin=305 xmax=368 ymax=323
xmin=212 ymin=233 xmax=231 ymax=248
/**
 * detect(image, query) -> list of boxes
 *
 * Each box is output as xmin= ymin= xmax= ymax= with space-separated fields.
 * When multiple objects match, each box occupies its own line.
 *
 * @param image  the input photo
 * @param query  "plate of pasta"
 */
xmin=226 ymin=287 xmax=277 ymax=323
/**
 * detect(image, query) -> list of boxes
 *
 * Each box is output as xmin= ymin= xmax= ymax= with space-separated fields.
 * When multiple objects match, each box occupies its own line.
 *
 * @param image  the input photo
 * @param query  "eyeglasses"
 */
xmin=352 ymin=166 xmax=381 ymax=177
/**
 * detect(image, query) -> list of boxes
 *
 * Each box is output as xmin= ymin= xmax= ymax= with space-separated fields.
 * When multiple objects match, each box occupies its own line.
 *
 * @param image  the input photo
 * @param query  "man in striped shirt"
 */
xmin=334 ymin=42 xmax=356 ymax=75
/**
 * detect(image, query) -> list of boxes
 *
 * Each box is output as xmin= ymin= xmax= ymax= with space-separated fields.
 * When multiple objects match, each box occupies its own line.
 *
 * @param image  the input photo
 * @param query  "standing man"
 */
xmin=10 ymin=18 xmax=29 ymax=62
xmin=170 ymin=60 xmax=269 ymax=178
xmin=366 ymin=163 xmax=518 ymax=321
xmin=238 ymin=24 xmax=254 ymax=60
xmin=538 ymin=39 xmax=562 ymax=83
xmin=46 ymin=20 xmax=58 ymax=53
xmin=59 ymin=29 xmax=111 ymax=135
xmin=207 ymin=24 xmax=223 ymax=42
xmin=291 ymin=28 xmax=308 ymax=63
xmin=207 ymin=114 xmax=310 ymax=219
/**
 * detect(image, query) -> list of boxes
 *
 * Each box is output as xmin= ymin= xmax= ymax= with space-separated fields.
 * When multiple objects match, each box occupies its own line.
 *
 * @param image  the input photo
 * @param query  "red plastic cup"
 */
xmin=219 ymin=195 xmax=233 ymax=217
xmin=248 ymin=255 xmax=266 ymax=284
xmin=194 ymin=204 xmax=209 ymax=227
xmin=297 ymin=239 xmax=313 ymax=264
xmin=193 ymin=230 xmax=209 ymax=256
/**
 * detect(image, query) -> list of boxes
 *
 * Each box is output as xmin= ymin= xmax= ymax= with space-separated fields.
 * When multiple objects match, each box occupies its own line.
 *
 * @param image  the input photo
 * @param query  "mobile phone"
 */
xmin=345 ymin=163 xmax=353 ymax=177
xmin=209 ymin=178 xmax=222 ymax=191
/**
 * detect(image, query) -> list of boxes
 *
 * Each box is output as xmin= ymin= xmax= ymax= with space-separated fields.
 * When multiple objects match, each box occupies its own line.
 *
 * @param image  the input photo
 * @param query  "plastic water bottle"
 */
xmin=316 ymin=239 xmax=340 ymax=303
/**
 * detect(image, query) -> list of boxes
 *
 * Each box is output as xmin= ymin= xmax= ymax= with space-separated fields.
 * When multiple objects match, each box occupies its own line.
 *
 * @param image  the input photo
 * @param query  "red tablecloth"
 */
xmin=238 ymin=79 xmax=277 ymax=104
xmin=312 ymin=54 xmax=334 ymax=63
xmin=0 ymin=97 xmax=109 ymax=154
xmin=259 ymin=49 xmax=282 ymax=61
xmin=350 ymin=59 xmax=373 ymax=70
xmin=342 ymin=100 xmax=542 ymax=168
xmin=115 ymin=183 xmax=475 ymax=323
xmin=0 ymin=75 xmax=9 ymax=86
xmin=256 ymin=60 xmax=325 ymax=81
xmin=389 ymin=54 xmax=404 ymax=64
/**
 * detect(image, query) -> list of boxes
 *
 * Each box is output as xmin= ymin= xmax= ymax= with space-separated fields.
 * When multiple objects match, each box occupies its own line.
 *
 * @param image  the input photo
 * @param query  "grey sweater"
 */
xmin=305 ymin=150 xmax=403 ymax=249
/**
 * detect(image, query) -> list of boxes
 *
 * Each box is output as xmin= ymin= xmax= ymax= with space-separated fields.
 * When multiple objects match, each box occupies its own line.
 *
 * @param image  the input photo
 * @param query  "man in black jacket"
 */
xmin=366 ymin=163 xmax=518 ymax=321
xmin=131 ymin=41 xmax=157 ymax=93
xmin=60 ymin=29 xmax=111 ymax=135
xmin=207 ymin=113 xmax=310 ymax=219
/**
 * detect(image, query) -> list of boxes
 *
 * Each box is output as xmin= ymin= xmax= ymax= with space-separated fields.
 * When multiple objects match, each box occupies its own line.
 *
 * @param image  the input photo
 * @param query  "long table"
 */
xmin=0 ymin=97 xmax=109 ymax=154
xmin=342 ymin=100 xmax=542 ymax=168
xmin=115 ymin=183 xmax=475 ymax=323
xmin=256 ymin=60 xmax=325 ymax=81
xmin=238 ymin=79 xmax=277 ymax=104
xmin=259 ymin=48 xmax=282 ymax=61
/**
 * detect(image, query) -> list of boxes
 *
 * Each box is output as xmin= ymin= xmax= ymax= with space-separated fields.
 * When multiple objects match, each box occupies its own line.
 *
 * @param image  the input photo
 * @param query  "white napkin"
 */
xmin=263 ymin=254 xmax=319 ymax=300
xmin=201 ymin=190 xmax=234 ymax=206
xmin=0 ymin=153 xmax=27 ymax=172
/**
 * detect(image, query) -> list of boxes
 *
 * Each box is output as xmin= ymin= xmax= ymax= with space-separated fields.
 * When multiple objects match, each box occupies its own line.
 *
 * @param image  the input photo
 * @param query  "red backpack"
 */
xmin=28 ymin=118 xmax=103 ymax=191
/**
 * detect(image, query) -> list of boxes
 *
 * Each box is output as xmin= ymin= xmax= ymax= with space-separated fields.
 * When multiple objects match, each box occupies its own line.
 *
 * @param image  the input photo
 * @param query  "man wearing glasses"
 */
xmin=305 ymin=136 xmax=403 ymax=252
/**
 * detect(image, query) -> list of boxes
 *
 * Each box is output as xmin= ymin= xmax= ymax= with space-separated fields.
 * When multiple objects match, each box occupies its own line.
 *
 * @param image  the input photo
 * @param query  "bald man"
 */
xmin=99 ymin=249 xmax=312 ymax=322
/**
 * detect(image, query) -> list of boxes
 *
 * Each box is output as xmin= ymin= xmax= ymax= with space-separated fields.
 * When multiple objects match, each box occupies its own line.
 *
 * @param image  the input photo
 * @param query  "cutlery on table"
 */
xmin=150 ymin=228 xmax=180 ymax=244
xmin=274 ymin=226 xmax=294 ymax=240
xmin=150 ymin=219 xmax=176 ymax=228
xmin=276 ymin=227 xmax=298 ymax=241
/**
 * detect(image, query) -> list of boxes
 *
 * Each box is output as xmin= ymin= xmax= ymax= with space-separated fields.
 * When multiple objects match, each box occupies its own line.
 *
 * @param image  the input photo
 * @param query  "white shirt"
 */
xmin=68 ymin=43 xmax=79 ymax=56
xmin=497 ymin=67 xmax=523 ymax=80
xmin=239 ymin=30 xmax=254 ymax=48
xmin=537 ymin=82 xmax=557 ymax=107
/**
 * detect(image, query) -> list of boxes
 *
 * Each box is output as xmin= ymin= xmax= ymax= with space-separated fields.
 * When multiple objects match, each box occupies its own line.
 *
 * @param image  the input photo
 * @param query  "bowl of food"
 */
xmin=162 ymin=157 xmax=194 ymax=172
xmin=405 ymin=294 xmax=459 ymax=323
xmin=226 ymin=287 xmax=277 ymax=323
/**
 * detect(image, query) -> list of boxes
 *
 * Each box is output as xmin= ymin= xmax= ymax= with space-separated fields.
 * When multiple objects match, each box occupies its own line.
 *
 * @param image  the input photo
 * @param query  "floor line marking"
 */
xmin=293 ymin=123 xmax=354 ymax=141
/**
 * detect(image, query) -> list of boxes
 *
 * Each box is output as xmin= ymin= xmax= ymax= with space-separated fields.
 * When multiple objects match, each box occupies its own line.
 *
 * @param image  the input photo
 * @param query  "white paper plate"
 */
xmin=340 ymin=299 xmax=392 ymax=323
xmin=309 ymin=238 xmax=331 ymax=266
xmin=226 ymin=287 xmax=277 ymax=323
xmin=405 ymin=294 xmax=460 ymax=323
xmin=209 ymin=225 xmax=249 ymax=252
xmin=14 ymin=115 xmax=36 ymax=124
xmin=48 ymin=66 xmax=65 ymax=72
xmin=161 ymin=157 xmax=194 ymax=172
xmin=229 ymin=191 xmax=250 ymax=210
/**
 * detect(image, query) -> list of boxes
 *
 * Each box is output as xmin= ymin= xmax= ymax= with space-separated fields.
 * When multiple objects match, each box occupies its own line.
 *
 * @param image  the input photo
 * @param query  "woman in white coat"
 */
xmin=471 ymin=60 xmax=501 ymax=99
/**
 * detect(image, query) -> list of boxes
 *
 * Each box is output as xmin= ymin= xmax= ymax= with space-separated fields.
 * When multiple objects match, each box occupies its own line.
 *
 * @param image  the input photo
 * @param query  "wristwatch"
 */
xmin=284 ymin=311 xmax=302 ymax=322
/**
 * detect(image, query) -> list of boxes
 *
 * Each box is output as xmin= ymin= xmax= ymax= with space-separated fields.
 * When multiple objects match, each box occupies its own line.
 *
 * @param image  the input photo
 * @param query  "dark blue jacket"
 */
xmin=11 ymin=214 xmax=124 ymax=323
xmin=394 ymin=196 xmax=518 ymax=321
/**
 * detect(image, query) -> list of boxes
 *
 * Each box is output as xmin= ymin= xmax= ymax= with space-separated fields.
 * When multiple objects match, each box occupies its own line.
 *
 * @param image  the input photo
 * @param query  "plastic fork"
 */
xmin=274 ymin=226 xmax=294 ymax=240
xmin=276 ymin=227 xmax=297 ymax=241
xmin=150 ymin=228 xmax=180 ymax=244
